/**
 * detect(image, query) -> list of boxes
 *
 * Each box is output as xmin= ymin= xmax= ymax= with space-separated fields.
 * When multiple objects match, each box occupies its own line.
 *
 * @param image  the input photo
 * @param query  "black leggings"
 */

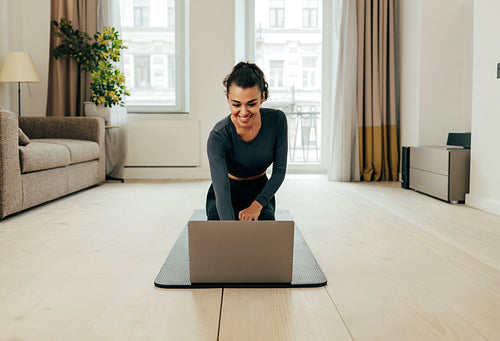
xmin=206 ymin=175 xmax=276 ymax=220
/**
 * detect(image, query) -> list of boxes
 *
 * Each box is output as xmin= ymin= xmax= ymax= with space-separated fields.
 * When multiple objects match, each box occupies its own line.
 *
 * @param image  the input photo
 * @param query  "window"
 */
xmin=269 ymin=0 xmax=284 ymax=28
xmin=269 ymin=60 xmax=284 ymax=87
xmin=252 ymin=0 xmax=323 ymax=165
xmin=134 ymin=0 xmax=150 ymax=27
xmin=302 ymin=57 xmax=317 ymax=88
xmin=120 ymin=0 xmax=186 ymax=112
xmin=134 ymin=55 xmax=151 ymax=88
xmin=151 ymin=54 xmax=167 ymax=88
xmin=270 ymin=8 xmax=284 ymax=28
xmin=302 ymin=8 xmax=318 ymax=28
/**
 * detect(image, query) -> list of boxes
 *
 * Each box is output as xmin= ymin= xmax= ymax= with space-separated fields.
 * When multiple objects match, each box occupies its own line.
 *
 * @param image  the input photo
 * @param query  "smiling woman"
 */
xmin=206 ymin=62 xmax=288 ymax=221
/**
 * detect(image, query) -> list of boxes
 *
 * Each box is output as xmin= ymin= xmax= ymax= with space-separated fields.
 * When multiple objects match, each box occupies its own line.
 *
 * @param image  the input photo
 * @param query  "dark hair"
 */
xmin=223 ymin=62 xmax=269 ymax=101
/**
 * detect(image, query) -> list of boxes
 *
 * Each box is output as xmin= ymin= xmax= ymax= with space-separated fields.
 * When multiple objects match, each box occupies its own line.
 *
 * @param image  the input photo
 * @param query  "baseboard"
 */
xmin=123 ymin=167 xmax=210 ymax=180
xmin=465 ymin=193 xmax=500 ymax=217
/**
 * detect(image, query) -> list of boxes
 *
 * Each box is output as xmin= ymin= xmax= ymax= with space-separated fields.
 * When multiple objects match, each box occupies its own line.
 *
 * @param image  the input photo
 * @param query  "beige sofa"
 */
xmin=0 ymin=109 xmax=105 ymax=219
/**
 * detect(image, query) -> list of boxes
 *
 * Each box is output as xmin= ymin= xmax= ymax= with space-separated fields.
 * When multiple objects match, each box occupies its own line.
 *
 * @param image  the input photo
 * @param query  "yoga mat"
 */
xmin=154 ymin=209 xmax=327 ymax=289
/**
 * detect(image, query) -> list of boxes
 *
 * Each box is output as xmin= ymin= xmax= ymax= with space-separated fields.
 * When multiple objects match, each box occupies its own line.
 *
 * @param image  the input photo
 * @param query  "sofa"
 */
xmin=0 ymin=109 xmax=105 ymax=219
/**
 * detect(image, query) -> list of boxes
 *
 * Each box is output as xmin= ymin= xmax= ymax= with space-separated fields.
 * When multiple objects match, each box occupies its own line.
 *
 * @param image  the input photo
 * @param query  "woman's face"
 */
xmin=227 ymin=85 xmax=264 ymax=128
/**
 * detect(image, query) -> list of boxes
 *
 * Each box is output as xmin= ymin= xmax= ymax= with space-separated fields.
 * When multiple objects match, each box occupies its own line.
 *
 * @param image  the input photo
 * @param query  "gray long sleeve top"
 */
xmin=207 ymin=108 xmax=288 ymax=220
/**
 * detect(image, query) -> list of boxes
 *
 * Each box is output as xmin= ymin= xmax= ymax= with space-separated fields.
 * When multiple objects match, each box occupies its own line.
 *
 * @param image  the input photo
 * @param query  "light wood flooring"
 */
xmin=1 ymin=175 xmax=500 ymax=340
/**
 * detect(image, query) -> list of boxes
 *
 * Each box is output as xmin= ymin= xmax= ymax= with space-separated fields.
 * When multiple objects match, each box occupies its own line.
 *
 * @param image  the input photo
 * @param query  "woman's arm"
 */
xmin=207 ymin=130 xmax=235 ymax=220
xmin=254 ymin=111 xmax=288 ymax=207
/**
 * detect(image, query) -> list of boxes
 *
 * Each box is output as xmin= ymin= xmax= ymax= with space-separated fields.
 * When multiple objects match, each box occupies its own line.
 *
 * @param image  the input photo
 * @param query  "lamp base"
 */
xmin=18 ymin=82 xmax=21 ymax=116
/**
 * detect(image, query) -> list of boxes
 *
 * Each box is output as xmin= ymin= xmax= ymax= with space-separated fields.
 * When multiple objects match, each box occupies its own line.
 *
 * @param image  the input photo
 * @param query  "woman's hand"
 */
xmin=239 ymin=201 xmax=263 ymax=221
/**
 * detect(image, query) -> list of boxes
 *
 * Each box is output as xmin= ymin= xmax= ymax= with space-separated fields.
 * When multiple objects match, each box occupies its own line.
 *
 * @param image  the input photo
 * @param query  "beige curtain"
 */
xmin=357 ymin=0 xmax=399 ymax=181
xmin=46 ymin=0 xmax=98 ymax=117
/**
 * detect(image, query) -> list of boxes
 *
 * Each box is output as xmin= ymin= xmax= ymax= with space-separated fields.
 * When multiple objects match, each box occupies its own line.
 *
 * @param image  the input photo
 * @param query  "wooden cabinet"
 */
xmin=409 ymin=147 xmax=470 ymax=203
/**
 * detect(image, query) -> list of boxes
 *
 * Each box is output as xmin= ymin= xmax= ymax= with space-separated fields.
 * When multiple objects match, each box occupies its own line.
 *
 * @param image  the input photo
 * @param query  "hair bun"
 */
xmin=223 ymin=62 xmax=269 ymax=101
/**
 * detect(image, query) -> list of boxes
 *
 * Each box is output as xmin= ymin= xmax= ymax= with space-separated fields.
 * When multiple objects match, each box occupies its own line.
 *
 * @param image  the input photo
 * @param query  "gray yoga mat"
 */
xmin=154 ymin=209 xmax=327 ymax=288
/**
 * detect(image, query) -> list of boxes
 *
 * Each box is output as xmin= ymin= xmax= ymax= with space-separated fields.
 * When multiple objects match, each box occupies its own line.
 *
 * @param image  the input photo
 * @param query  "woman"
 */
xmin=206 ymin=62 xmax=288 ymax=221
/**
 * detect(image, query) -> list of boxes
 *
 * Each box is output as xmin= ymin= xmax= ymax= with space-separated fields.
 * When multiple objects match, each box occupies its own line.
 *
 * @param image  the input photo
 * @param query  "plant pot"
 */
xmin=84 ymin=101 xmax=110 ymax=124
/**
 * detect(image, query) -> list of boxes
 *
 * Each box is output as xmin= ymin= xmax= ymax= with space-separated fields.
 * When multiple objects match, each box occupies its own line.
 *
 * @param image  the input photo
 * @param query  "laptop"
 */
xmin=188 ymin=220 xmax=295 ymax=284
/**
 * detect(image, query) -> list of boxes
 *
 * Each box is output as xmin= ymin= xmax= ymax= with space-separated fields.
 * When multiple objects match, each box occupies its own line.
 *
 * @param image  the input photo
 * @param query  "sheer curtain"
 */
xmin=327 ymin=0 xmax=360 ymax=181
xmin=97 ymin=0 xmax=128 ymax=179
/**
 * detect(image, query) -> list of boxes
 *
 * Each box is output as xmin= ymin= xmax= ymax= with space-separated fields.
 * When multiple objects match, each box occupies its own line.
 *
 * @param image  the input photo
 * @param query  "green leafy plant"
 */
xmin=51 ymin=18 xmax=130 ymax=107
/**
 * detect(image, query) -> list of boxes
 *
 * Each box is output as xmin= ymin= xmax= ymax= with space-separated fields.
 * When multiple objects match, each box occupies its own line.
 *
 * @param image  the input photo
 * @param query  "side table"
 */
xmin=104 ymin=125 xmax=124 ymax=182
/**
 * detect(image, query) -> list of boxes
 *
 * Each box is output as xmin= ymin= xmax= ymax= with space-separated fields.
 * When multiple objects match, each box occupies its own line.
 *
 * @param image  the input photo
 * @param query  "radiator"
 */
xmin=125 ymin=120 xmax=201 ymax=167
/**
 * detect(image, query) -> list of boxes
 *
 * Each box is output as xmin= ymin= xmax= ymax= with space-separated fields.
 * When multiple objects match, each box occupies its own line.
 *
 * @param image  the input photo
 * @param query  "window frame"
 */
xmin=124 ymin=0 xmax=188 ymax=114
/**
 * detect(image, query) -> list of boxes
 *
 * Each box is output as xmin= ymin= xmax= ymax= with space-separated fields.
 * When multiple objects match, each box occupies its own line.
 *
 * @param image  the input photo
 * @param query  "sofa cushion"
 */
xmin=34 ymin=139 xmax=100 ymax=164
xmin=18 ymin=127 xmax=31 ymax=146
xmin=19 ymin=141 xmax=71 ymax=173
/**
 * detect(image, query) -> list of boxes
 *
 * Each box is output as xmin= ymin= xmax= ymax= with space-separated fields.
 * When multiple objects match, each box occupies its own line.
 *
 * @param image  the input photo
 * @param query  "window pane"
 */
xmin=134 ymin=55 xmax=150 ymax=88
xmin=311 ymin=9 xmax=317 ymax=28
xmin=277 ymin=9 xmax=284 ymax=27
xmin=168 ymin=0 xmax=175 ymax=27
xmin=270 ymin=9 xmax=276 ymax=27
xmin=120 ymin=0 xmax=177 ymax=107
xmin=302 ymin=9 xmax=310 ymax=28
xmin=255 ymin=0 xmax=322 ymax=164
xmin=168 ymin=55 xmax=176 ymax=88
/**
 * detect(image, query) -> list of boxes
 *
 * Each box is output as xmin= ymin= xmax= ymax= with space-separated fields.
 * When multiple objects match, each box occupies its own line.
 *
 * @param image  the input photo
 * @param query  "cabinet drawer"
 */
xmin=410 ymin=147 xmax=449 ymax=175
xmin=410 ymin=168 xmax=448 ymax=201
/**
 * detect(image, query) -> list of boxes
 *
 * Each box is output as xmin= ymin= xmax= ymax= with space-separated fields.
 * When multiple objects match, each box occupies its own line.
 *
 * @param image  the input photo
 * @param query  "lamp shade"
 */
xmin=0 ymin=52 xmax=41 ymax=83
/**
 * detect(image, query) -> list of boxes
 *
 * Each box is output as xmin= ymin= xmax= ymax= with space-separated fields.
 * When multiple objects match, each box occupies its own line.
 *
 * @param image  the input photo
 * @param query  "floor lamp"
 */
xmin=0 ymin=52 xmax=41 ymax=116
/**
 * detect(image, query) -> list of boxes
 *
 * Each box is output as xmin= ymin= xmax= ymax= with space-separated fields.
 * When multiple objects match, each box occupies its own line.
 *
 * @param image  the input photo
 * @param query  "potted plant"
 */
xmin=51 ymin=18 xmax=130 ymax=122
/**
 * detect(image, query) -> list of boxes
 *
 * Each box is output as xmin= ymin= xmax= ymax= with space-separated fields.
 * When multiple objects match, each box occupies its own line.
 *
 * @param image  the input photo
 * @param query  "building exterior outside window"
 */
xmin=120 ymin=0 xmax=180 ymax=110
xmin=255 ymin=0 xmax=322 ymax=164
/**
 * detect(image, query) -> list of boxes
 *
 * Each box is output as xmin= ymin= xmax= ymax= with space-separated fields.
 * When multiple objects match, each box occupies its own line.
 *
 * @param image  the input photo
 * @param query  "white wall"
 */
xmin=187 ymin=0 xmax=235 ymax=177
xmin=0 ymin=0 xmax=49 ymax=116
xmin=399 ymin=0 xmax=473 ymax=147
xmin=398 ymin=0 xmax=422 ymax=147
xmin=466 ymin=0 xmax=500 ymax=216
xmin=0 ymin=0 xmax=22 ymax=111
xmin=123 ymin=0 xmax=235 ymax=179
xmin=398 ymin=0 xmax=500 ymax=216
xmin=419 ymin=0 xmax=473 ymax=146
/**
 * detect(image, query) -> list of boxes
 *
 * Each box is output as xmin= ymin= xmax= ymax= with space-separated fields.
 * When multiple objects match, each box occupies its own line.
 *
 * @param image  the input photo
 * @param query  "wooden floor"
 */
xmin=1 ymin=175 xmax=500 ymax=340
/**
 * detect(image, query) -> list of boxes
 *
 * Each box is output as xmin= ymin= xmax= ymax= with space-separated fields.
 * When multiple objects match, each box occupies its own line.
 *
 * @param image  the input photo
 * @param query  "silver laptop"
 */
xmin=188 ymin=220 xmax=295 ymax=284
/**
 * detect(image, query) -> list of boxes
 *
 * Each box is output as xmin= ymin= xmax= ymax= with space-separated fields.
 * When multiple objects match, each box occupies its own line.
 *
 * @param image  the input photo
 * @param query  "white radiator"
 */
xmin=125 ymin=120 xmax=200 ymax=167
